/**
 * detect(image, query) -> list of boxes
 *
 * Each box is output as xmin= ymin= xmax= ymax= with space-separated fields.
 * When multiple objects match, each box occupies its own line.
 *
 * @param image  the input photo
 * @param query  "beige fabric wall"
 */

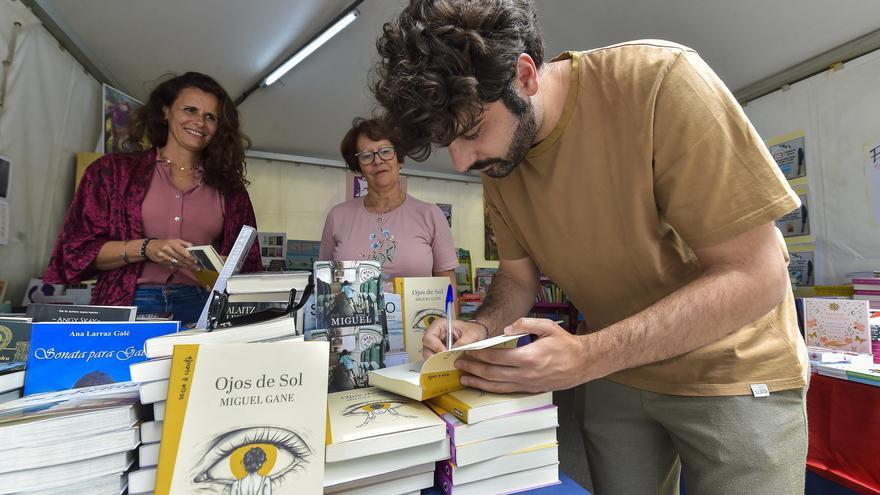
xmin=246 ymin=157 xmax=498 ymax=271
xmin=0 ymin=0 xmax=102 ymax=303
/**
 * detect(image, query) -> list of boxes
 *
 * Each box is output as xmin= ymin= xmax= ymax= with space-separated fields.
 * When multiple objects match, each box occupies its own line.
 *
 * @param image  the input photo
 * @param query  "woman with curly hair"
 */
xmin=44 ymin=72 xmax=261 ymax=325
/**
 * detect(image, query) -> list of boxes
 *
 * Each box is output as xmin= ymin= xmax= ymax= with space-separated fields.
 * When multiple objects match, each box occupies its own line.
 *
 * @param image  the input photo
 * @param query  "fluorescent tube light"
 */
xmin=263 ymin=8 xmax=360 ymax=86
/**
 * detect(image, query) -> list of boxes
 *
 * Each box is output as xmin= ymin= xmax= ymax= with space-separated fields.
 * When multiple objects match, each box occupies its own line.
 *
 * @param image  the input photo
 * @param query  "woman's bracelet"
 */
xmin=120 ymin=241 xmax=130 ymax=264
xmin=472 ymin=319 xmax=491 ymax=340
xmin=140 ymin=238 xmax=155 ymax=260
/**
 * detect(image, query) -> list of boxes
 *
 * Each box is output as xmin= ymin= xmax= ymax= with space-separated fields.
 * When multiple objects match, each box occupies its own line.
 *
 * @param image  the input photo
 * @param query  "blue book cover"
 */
xmin=24 ymin=321 xmax=179 ymax=395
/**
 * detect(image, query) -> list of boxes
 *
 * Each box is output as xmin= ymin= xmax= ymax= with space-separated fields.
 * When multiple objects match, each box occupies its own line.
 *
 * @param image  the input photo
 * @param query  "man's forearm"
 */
xmin=581 ymin=257 xmax=789 ymax=382
xmin=474 ymin=268 xmax=539 ymax=336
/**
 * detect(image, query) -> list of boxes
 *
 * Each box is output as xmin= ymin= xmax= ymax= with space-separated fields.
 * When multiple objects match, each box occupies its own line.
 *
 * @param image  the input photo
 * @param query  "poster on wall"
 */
xmin=436 ymin=203 xmax=452 ymax=227
xmin=258 ymin=231 xmax=287 ymax=270
xmin=788 ymin=247 xmax=815 ymax=288
xmin=345 ymin=171 xmax=407 ymax=199
xmin=767 ymin=132 xmax=806 ymax=181
xmin=483 ymin=197 xmax=499 ymax=261
xmin=101 ymin=84 xmax=143 ymax=153
xmin=776 ymin=187 xmax=810 ymax=241
xmin=866 ymin=139 xmax=880 ymax=225
xmin=287 ymin=239 xmax=321 ymax=270
xmin=0 ymin=155 xmax=10 ymax=246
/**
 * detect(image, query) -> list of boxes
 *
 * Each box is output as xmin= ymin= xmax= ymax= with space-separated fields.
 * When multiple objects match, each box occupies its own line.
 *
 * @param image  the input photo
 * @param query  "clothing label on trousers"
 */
xmin=750 ymin=383 xmax=770 ymax=398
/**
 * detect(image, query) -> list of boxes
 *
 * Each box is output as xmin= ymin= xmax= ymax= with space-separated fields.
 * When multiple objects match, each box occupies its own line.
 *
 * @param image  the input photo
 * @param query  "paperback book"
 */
xmin=24 ymin=321 xmax=179 ymax=395
xmin=394 ymin=277 xmax=450 ymax=363
xmin=155 ymin=341 xmax=329 ymax=495
xmin=311 ymin=260 xmax=387 ymax=392
xmin=26 ymin=303 xmax=137 ymax=322
xmin=428 ymin=388 xmax=553 ymax=424
xmin=804 ymin=298 xmax=871 ymax=354
xmin=325 ymin=387 xmax=446 ymax=462
xmin=368 ymin=333 xmax=523 ymax=401
xmin=186 ymin=244 xmax=224 ymax=287
xmin=0 ymin=317 xmax=30 ymax=362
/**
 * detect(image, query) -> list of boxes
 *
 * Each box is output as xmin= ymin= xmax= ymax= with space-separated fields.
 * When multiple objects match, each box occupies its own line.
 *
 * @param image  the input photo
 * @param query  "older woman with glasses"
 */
xmin=319 ymin=117 xmax=458 ymax=287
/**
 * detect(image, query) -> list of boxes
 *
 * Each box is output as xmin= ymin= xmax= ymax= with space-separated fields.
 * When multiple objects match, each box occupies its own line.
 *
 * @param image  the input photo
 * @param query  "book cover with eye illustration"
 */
xmin=325 ymin=386 xmax=446 ymax=462
xmin=310 ymin=261 xmax=388 ymax=392
xmin=393 ymin=277 xmax=451 ymax=363
xmin=155 ymin=341 xmax=329 ymax=495
xmin=368 ymin=334 xmax=524 ymax=401
xmin=23 ymin=321 xmax=180 ymax=396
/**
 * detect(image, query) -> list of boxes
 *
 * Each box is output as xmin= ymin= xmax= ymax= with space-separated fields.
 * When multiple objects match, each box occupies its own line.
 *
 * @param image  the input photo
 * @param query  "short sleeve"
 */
xmin=483 ymin=186 xmax=528 ymax=260
xmin=319 ymin=209 xmax=336 ymax=260
xmin=427 ymin=205 xmax=459 ymax=273
xmin=652 ymin=50 xmax=800 ymax=249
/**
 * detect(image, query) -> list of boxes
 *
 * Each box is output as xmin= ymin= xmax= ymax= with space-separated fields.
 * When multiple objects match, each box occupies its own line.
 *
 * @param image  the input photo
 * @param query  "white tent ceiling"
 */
xmin=31 ymin=0 xmax=880 ymax=176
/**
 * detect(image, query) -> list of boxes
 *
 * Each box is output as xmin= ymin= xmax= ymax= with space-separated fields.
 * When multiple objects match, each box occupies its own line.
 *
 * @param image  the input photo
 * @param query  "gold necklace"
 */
xmin=157 ymin=148 xmax=197 ymax=173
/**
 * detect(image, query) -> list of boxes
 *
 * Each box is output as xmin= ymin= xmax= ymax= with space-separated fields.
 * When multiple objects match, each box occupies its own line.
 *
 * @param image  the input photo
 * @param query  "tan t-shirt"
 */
xmin=483 ymin=40 xmax=808 ymax=396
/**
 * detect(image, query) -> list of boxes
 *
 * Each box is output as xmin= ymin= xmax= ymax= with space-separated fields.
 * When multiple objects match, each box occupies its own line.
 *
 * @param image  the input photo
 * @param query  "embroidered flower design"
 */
xmin=366 ymin=228 xmax=397 ymax=265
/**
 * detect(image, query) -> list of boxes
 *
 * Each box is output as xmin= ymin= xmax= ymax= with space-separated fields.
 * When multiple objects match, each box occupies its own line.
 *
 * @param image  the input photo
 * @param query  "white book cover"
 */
xmin=451 ymin=427 xmax=558 ymax=467
xmin=129 ymin=357 xmax=171 ymax=383
xmin=324 ymin=462 xmax=434 ymax=494
xmin=144 ymin=316 xmax=298 ymax=358
xmin=333 ymin=470 xmax=434 ymax=495
xmin=138 ymin=379 xmax=168 ymax=404
xmin=141 ymin=419 xmax=163 ymax=444
xmin=139 ymin=442 xmax=160 ymax=468
xmin=324 ymin=438 xmax=450 ymax=487
xmin=20 ymin=472 xmax=127 ymax=495
xmin=428 ymin=387 xmax=553 ymax=424
xmin=431 ymin=403 xmax=558 ymax=446
xmin=0 ymin=451 xmax=133 ymax=493
xmin=128 ymin=467 xmax=156 ymax=494
xmin=439 ymin=443 xmax=558 ymax=485
xmin=394 ymin=277 xmax=451 ymax=363
xmin=438 ymin=463 xmax=559 ymax=495
xmin=0 ymin=425 xmax=139 ymax=473
xmin=153 ymin=400 xmax=166 ymax=421
xmin=326 ymin=387 xmax=446 ymax=462
xmin=154 ymin=341 xmax=329 ymax=495
xmin=804 ymin=298 xmax=871 ymax=354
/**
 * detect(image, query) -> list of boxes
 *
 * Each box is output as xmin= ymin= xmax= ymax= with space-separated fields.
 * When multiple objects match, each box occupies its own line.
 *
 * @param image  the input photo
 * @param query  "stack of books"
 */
xmin=0 ymin=382 xmax=143 ymax=494
xmin=852 ymin=276 xmax=880 ymax=310
xmin=0 ymin=362 xmax=25 ymax=404
xmin=218 ymin=271 xmax=311 ymax=328
xmin=125 ymin=315 xmax=301 ymax=493
xmin=324 ymin=387 xmax=450 ymax=495
xmin=427 ymin=388 xmax=560 ymax=494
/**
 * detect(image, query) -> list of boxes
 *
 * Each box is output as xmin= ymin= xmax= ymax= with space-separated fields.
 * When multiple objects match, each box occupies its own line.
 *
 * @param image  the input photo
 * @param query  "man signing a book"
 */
xmin=372 ymin=1 xmax=809 ymax=494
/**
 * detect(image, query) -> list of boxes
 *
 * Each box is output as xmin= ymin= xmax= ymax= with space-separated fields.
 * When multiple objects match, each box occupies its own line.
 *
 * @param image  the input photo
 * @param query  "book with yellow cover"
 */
xmin=393 ymin=276 xmax=450 ymax=363
xmin=154 ymin=341 xmax=329 ymax=495
xmin=325 ymin=387 xmax=446 ymax=462
xmin=428 ymin=388 xmax=553 ymax=424
xmin=367 ymin=334 xmax=523 ymax=401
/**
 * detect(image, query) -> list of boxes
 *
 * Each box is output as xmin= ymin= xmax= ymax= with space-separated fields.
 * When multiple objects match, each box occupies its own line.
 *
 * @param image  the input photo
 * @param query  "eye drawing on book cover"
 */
xmin=342 ymin=399 xmax=416 ymax=427
xmin=191 ymin=426 xmax=311 ymax=493
xmin=411 ymin=308 xmax=447 ymax=355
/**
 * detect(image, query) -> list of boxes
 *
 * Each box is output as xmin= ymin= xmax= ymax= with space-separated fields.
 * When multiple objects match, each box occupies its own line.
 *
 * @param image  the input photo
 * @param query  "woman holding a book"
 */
xmin=45 ymin=72 xmax=262 ymax=325
xmin=320 ymin=117 xmax=458 ymax=289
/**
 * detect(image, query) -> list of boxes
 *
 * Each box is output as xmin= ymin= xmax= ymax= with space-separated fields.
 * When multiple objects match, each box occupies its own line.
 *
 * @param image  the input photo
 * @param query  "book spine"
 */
xmin=154 ymin=344 xmax=200 ymax=495
xmin=430 ymin=394 xmax=471 ymax=423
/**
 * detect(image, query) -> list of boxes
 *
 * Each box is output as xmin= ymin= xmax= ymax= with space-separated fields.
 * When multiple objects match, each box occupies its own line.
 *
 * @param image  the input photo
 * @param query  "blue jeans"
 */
xmin=133 ymin=284 xmax=209 ymax=327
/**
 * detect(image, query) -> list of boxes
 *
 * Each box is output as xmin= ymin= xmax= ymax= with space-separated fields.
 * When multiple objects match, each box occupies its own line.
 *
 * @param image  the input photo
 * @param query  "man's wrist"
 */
xmin=471 ymin=319 xmax=491 ymax=340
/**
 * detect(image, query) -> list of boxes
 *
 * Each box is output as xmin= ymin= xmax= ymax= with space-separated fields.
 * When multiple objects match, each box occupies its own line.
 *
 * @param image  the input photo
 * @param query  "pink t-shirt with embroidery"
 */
xmin=319 ymin=195 xmax=458 ymax=279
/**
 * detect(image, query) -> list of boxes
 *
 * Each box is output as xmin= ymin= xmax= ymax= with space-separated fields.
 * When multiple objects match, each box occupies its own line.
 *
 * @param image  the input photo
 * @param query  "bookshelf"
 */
xmin=531 ymin=277 xmax=579 ymax=333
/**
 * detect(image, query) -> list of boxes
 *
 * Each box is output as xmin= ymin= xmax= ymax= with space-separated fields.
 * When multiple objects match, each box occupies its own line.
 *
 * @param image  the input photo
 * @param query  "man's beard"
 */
xmin=468 ymin=95 xmax=538 ymax=178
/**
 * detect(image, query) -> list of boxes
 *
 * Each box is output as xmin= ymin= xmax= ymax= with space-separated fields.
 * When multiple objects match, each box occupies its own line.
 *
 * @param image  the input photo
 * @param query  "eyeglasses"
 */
xmin=355 ymin=146 xmax=396 ymax=166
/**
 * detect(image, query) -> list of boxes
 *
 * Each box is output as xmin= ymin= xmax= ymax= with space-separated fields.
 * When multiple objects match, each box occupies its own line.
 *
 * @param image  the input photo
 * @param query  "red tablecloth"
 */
xmin=807 ymin=373 xmax=880 ymax=495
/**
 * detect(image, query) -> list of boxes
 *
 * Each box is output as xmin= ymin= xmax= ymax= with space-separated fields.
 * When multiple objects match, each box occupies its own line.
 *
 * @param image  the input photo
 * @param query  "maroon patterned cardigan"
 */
xmin=44 ymin=148 xmax=262 ymax=306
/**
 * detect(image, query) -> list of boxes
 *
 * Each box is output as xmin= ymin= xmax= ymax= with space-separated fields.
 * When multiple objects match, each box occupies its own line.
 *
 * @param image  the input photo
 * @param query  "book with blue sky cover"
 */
xmin=24 ymin=321 xmax=179 ymax=395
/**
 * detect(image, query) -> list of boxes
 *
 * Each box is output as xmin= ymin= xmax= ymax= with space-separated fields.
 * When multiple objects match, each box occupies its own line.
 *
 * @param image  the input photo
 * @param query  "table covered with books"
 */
xmin=806 ymin=373 xmax=880 ymax=494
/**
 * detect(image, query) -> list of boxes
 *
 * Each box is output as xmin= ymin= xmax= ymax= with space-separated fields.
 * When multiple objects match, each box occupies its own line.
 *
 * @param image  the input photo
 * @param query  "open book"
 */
xmin=367 ymin=333 xmax=523 ymax=401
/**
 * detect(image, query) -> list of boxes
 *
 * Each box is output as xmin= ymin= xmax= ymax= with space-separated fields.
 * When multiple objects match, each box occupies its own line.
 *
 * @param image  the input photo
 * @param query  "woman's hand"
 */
xmin=145 ymin=238 xmax=200 ymax=271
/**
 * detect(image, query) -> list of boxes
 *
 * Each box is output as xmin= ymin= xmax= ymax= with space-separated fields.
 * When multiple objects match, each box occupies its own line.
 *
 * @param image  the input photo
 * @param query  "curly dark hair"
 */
xmin=241 ymin=446 xmax=267 ymax=473
xmin=372 ymin=0 xmax=543 ymax=160
xmin=339 ymin=117 xmax=405 ymax=173
xmin=126 ymin=72 xmax=251 ymax=194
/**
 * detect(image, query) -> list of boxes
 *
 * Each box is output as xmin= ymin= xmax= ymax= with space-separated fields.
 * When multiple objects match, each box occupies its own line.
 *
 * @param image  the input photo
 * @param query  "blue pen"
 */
xmin=445 ymin=283 xmax=455 ymax=350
